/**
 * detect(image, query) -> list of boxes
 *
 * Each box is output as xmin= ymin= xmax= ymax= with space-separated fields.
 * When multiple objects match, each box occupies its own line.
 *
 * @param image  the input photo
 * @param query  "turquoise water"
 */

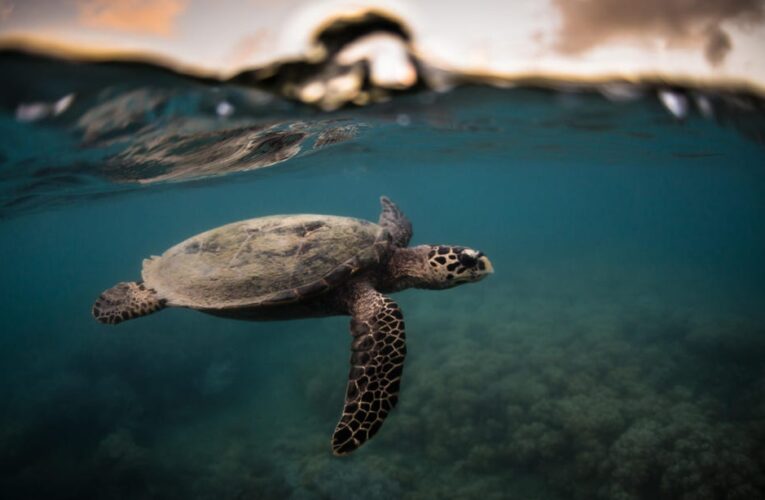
xmin=1 ymin=55 xmax=765 ymax=499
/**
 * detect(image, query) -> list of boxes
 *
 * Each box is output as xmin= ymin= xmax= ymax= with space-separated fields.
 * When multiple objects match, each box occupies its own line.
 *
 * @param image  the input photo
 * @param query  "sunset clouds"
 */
xmin=0 ymin=1 xmax=14 ymax=22
xmin=552 ymin=0 xmax=765 ymax=66
xmin=0 ymin=0 xmax=764 ymax=91
xmin=78 ymin=0 xmax=188 ymax=36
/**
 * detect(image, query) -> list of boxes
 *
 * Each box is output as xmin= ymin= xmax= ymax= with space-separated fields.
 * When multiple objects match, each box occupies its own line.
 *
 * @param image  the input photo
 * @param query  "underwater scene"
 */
xmin=1 ymin=52 xmax=765 ymax=500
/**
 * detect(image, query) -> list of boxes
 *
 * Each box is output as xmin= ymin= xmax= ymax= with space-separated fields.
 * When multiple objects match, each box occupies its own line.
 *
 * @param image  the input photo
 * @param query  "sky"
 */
xmin=1 ymin=0 xmax=764 ymax=91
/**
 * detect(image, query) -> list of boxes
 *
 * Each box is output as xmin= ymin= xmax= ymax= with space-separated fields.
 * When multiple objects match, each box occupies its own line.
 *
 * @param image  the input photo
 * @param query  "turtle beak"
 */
xmin=478 ymin=255 xmax=494 ymax=275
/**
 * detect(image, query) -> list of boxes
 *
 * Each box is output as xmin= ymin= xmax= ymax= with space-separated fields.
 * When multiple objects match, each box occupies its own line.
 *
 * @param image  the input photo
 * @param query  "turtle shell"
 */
xmin=142 ymin=214 xmax=391 ymax=309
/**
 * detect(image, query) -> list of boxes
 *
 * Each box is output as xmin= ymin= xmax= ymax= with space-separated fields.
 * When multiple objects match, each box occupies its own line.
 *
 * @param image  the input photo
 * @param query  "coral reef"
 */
xmin=358 ymin=286 xmax=765 ymax=499
xmin=1 ymin=277 xmax=763 ymax=499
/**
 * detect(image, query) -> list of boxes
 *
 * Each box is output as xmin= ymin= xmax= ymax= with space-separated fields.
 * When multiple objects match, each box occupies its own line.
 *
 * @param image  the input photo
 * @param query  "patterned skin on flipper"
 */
xmin=92 ymin=281 xmax=166 ymax=324
xmin=379 ymin=196 xmax=412 ymax=247
xmin=332 ymin=284 xmax=406 ymax=455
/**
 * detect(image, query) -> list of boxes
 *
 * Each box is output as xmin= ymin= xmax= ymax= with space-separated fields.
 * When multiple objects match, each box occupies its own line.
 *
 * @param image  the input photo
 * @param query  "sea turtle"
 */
xmin=92 ymin=197 xmax=493 ymax=455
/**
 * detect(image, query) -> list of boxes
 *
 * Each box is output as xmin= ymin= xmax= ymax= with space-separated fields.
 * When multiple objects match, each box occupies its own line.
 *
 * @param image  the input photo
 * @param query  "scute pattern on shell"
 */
xmin=142 ymin=214 xmax=389 ymax=308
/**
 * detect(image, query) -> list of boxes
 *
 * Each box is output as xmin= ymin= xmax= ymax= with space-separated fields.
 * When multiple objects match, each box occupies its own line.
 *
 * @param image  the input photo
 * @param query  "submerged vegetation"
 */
xmin=2 ymin=274 xmax=763 ymax=499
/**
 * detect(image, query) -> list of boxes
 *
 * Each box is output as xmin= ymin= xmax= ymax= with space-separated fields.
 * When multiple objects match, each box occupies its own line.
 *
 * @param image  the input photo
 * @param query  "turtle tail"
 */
xmin=92 ymin=281 xmax=166 ymax=325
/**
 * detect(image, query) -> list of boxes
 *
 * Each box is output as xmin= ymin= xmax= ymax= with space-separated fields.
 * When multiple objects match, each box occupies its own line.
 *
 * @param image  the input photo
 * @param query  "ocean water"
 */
xmin=1 ymin=54 xmax=765 ymax=500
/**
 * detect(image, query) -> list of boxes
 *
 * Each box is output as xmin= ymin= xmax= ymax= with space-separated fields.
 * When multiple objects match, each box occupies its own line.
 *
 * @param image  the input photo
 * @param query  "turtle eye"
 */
xmin=458 ymin=252 xmax=477 ymax=267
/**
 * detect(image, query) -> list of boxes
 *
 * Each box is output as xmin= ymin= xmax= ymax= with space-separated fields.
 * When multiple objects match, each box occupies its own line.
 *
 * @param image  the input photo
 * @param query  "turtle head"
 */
xmin=386 ymin=245 xmax=493 ymax=291
xmin=419 ymin=245 xmax=493 ymax=289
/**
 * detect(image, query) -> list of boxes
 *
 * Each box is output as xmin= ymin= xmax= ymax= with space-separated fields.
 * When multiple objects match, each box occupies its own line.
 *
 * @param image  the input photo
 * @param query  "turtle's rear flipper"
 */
xmin=92 ymin=281 xmax=166 ymax=325
xmin=332 ymin=284 xmax=406 ymax=455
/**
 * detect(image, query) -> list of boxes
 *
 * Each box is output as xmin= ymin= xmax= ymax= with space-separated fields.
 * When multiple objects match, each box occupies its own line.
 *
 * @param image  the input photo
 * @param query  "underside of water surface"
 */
xmin=1 ymin=52 xmax=765 ymax=500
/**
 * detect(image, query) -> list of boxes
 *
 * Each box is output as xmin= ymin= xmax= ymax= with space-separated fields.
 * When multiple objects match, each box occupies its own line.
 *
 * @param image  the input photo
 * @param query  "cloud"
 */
xmin=552 ymin=0 xmax=765 ymax=65
xmin=227 ymin=30 xmax=272 ymax=67
xmin=0 ymin=1 xmax=13 ymax=22
xmin=704 ymin=25 xmax=732 ymax=65
xmin=78 ymin=0 xmax=188 ymax=36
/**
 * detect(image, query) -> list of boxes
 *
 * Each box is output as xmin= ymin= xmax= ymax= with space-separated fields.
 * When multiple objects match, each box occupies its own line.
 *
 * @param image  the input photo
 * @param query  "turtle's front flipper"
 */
xmin=379 ymin=196 xmax=412 ymax=247
xmin=92 ymin=282 xmax=166 ymax=324
xmin=332 ymin=285 xmax=407 ymax=455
